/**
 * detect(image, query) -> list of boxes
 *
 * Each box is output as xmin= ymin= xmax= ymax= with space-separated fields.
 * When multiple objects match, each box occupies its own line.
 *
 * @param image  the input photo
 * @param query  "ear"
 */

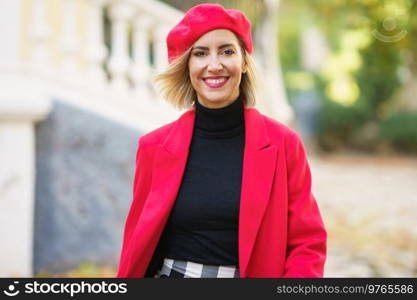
xmin=242 ymin=64 xmax=247 ymax=74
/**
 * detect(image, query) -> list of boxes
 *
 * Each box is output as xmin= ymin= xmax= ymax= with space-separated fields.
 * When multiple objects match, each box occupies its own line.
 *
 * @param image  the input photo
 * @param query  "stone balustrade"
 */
xmin=26 ymin=0 xmax=183 ymax=102
xmin=0 ymin=0 xmax=184 ymax=135
xmin=0 ymin=0 xmax=184 ymax=277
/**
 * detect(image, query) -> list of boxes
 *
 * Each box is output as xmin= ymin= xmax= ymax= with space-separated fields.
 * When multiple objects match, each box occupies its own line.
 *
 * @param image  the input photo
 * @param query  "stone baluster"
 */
xmin=131 ymin=15 xmax=152 ymax=98
xmin=152 ymin=23 xmax=170 ymax=73
xmin=85 ymin=0 xmax=107 ymax=86
xmin=30 ymin=0 xmax=51 ymax=71
xmin=60 ymin=0 xmax=79 ymax=80
xmin=107 ymin=2 xmax=134 ymax=92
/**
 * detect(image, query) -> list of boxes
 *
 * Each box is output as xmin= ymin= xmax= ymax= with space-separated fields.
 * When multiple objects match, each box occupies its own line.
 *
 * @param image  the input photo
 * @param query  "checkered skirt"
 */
xmin=154 ymin=258 xmax=240 ymax=278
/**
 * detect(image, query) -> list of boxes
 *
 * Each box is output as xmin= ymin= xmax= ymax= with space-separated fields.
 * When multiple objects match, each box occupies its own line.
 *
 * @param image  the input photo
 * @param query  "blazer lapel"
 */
xmin=125 ymin=110 xmax=195 ymax=276
xmin=238 ymin=108 xmax=278 ymax=277
xmin=140 ymin=110 xmax=195 ymax=225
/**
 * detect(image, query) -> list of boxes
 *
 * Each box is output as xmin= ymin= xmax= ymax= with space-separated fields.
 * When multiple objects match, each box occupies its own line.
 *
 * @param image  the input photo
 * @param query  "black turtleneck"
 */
xmin=158 ymin=95 xmax=245 ymax=267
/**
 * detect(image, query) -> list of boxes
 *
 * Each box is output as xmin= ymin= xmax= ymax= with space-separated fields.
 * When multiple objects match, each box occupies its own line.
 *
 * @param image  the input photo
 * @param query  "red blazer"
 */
xmin=117 ymin=105 xmax=327 ymax=278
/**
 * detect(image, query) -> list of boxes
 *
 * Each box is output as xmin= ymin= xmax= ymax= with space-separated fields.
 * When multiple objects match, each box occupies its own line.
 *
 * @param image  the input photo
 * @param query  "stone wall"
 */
xmin=34 ymin=100 xmax=144 ymax=274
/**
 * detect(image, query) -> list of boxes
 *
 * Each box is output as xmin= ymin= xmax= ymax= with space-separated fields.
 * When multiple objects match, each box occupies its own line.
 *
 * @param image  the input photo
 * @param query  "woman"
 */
xmin=117 ymin=3 xmax=327 ymax=278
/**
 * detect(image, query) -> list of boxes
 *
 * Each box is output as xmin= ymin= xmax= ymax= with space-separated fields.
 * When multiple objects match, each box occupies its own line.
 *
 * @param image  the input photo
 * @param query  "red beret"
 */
xmin=166 ymin=3 xmax=253 ymax=64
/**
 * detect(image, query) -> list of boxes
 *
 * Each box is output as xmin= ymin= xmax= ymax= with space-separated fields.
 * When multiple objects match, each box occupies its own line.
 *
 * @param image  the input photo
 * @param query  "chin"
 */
xmin=202 ymin=93 xmax=232 ymax=103
xmin=206 ymin=98 xmax=225 ymax=103
xmin=203 ymin=98 xmax=229 ymax=106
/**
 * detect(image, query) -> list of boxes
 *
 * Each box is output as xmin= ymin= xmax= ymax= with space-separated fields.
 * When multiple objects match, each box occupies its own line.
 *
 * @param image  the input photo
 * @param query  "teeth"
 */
xmin=205 ymin=78 xmax=227 ymax=84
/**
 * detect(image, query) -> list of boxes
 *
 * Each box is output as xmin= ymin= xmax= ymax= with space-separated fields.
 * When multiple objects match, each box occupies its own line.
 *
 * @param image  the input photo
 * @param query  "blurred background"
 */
xmin=0 ymin=0 xmax=416 ymax=278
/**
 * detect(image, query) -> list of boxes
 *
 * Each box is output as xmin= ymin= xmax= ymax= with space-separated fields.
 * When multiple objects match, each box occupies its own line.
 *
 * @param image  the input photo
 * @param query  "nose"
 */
xmin=207 ymin=56 xmax=223 ymax=73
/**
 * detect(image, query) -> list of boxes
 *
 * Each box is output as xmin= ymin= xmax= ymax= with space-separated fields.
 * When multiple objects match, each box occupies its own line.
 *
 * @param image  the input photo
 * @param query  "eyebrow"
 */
xmin=192 ymin=43 xmax=236 ymax=51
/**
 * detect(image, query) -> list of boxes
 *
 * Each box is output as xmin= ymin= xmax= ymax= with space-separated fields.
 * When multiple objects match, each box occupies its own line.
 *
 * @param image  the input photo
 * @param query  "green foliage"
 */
xmin=317 ymin=98 xmax=369 ymax=151
xmin=354 ymin=38 xmax=402 ymax=121
xmin=379 ymin=112 xmax=417 ymax=153
xmin=281 ymin=0 xmax=416 ymax=153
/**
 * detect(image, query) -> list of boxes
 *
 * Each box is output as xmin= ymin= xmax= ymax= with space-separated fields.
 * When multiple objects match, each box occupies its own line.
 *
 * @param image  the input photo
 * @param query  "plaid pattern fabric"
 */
xmin=154 ymin=258 xmax=240 ymax=278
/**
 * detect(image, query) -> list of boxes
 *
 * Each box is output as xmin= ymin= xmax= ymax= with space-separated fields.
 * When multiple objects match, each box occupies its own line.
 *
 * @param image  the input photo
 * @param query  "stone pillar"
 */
xmin=0 ymin=80 xmax=51 ymax=277
xmin=1 ymin=0 xmax=51 ymax=276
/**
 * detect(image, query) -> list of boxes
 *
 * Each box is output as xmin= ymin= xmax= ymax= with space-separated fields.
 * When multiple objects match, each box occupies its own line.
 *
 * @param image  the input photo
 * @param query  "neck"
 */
xmin=194 ymin=95 xmax=244 ymax=132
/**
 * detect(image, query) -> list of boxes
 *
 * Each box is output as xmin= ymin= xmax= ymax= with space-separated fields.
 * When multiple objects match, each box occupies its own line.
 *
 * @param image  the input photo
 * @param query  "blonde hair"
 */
xmin=152 ymin=40 xmax=259 ymax=110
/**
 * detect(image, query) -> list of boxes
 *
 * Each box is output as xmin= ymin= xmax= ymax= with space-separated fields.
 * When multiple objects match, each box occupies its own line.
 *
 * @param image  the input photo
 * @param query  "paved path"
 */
xmin=309 ymin=152 xmax=417 ymax=277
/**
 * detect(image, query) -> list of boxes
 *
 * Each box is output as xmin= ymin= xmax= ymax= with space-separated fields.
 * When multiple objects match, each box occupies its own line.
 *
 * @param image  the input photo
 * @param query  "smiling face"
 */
xmin=188 ymin=29 xmax=246 ymax=109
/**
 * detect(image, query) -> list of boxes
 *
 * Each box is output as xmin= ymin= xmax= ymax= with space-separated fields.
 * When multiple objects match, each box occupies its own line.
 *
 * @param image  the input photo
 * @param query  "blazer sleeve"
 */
xmin=117 ymin=137 xmax=154 ymax=277
xmin=283 ymin=131 xmax=327 ymax=278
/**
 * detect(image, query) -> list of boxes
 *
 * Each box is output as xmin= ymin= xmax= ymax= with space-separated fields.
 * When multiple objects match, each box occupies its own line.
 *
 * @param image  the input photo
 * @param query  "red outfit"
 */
xmin=117 ymin=106 xmax=327 ymax=278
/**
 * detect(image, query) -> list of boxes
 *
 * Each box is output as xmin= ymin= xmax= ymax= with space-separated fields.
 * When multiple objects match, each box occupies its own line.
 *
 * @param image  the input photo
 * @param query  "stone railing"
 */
xmin=4 ymin=0 xmax=186 ymax=132
xmin=0 ymin=0 xmax=186 ymax=277
xmin=2 ymin=0 xmax=294 ymax=131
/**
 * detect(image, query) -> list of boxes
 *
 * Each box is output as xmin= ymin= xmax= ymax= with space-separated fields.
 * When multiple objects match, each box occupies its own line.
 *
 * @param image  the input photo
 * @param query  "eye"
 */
xmin=193 ymin=51 xmax=206 ymax=57
xmin=223 ymin=49 xmax=235 ymax=55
